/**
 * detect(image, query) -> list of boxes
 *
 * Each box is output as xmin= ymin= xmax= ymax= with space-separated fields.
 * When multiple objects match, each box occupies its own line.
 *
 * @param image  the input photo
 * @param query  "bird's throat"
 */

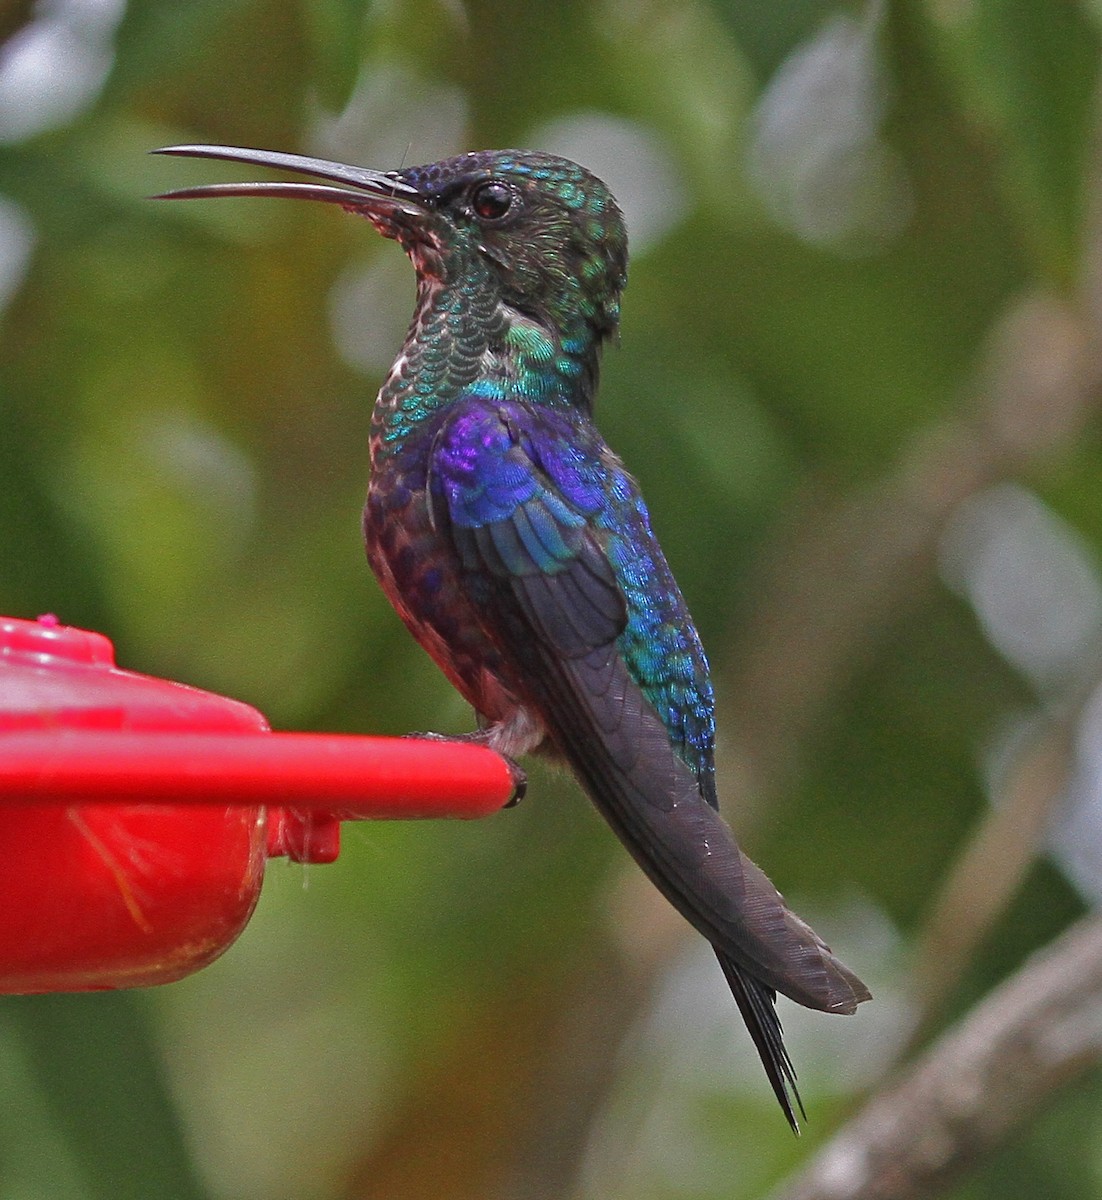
xmin=370 ymin=271 xmax=602 ymax=464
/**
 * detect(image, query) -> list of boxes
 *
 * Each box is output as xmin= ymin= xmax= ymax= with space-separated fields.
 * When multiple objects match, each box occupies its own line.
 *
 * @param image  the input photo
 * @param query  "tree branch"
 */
xmin=768 ymin=913 xmax=1102 ymax=1200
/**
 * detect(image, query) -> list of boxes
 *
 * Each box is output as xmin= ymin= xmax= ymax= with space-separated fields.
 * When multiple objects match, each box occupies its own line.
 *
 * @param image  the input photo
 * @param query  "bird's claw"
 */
xmin=501 ymin=756 xmax=527 ymax=807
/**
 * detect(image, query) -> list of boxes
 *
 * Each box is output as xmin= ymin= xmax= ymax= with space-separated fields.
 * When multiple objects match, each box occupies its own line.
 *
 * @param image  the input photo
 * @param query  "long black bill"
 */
xmin=151 ymin=144 xmax=422 ymax=212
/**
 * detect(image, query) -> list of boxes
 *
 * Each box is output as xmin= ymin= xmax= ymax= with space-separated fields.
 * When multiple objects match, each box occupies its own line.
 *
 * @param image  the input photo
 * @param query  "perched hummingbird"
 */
xmin=155 ymin=144 xmax=870 ymax=1129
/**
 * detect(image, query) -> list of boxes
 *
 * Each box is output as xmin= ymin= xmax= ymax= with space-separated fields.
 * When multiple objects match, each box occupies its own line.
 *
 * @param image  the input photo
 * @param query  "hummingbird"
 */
xmin=154 ymin=143 xmax=870 ymax=1129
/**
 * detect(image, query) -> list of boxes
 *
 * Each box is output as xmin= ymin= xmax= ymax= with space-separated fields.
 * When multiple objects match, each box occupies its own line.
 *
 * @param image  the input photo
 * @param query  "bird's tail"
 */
xmin=716 ymin=950 xmax=805 ymax=1134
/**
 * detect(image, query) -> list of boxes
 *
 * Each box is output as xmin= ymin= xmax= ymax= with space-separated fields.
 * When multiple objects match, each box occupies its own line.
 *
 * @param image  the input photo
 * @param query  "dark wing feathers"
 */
xmin=515 ymin=564 xmax=626 ymax=659
xmin=428 ymin=398 xmax=869 ymax=1127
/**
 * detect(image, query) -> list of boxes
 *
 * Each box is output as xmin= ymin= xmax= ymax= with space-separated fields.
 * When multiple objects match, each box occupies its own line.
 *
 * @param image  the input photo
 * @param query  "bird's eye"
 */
xmin=471 ymin=180 xmax=515 ymax=221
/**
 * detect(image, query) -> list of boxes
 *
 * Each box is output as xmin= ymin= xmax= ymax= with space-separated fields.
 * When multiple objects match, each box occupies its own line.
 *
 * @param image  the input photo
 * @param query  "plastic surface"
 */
xmin=0 ymin=614 xmax=513 ymax=992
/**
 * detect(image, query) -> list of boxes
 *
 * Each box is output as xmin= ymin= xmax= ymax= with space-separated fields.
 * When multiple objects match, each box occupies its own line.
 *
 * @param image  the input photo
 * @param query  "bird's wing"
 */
xmin=428 ymin=398 xmax=869 ymax=1018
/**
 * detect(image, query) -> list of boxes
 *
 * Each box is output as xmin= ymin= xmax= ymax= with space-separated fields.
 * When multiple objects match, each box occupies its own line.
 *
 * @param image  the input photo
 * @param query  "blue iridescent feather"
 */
xmin=428 ymin=397 xmax=714 ymax=778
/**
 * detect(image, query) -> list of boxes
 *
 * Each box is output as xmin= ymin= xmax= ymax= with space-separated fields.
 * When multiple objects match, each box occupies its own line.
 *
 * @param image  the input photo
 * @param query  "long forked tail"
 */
xmin=716 ymin=949 xmax=805 ymax=1134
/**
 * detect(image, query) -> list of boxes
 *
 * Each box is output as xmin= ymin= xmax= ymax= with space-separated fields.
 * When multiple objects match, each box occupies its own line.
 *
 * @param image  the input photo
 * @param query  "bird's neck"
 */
xmin=370 ymin=269 xmax=604 ymax=465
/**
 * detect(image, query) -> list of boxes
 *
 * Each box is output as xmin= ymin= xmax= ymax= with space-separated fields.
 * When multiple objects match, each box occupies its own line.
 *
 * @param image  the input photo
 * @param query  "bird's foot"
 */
xmin=402 ymin=730 xmax=527 ymax=806
xmin=403 ymin=729 xmax=489 ymax=746
xmin=499 ymin=756 xmax=527 ymax=806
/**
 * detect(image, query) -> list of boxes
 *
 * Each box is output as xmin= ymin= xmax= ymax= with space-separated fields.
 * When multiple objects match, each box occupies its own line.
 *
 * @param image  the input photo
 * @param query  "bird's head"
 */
xmin=154 ymin=145 xmax=629 ymax=346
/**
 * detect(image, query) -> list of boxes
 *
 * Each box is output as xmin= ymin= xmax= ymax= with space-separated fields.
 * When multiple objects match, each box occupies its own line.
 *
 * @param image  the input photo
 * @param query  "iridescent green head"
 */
xmin=154 ymin=144 xmax=629 ymax=347
xmin=395 ymin=150 xmax=628 ymax=340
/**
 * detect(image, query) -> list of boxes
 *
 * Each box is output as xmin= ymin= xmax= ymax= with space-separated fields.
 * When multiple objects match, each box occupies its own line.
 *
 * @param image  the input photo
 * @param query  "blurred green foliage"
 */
xmin=2 ymin=2 xmax=1102 ymax=1198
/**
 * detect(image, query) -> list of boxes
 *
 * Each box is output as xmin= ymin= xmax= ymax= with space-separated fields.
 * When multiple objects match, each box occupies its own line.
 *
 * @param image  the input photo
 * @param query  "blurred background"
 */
xmin=2 ymin=0 xmax=1102 ymax=1197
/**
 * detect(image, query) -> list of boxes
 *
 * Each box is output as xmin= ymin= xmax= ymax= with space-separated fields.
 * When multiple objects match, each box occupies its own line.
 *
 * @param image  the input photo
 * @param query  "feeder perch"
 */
xmin=0 ymin=614 xmax=513 ymax=993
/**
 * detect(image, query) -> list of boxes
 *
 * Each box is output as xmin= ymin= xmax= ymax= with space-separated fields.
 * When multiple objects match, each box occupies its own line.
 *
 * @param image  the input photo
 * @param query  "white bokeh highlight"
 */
xmin=0 ymin=195 xmax=35 ymax=312
xmin=528 ymin=111 xmax=684 ymax=254
xmin=309 ymin=62 xmax=468 ymax=175
xmin=747 ymin=11 xmax=912 ymax=252
xmin=940 ymin=483 xmax=1102 ymax=908
xmin=939 ymin=483 xmax=1102 ymax=693
xmin=1056 ymin=687 xmax=1102 ymax=906
xmin=0 ymin=0 xmax=125 ymax=144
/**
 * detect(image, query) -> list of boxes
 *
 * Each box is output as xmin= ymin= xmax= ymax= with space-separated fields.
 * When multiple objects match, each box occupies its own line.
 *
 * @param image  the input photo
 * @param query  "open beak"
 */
xmin=151 ymin=144 xmax=423 ymax=215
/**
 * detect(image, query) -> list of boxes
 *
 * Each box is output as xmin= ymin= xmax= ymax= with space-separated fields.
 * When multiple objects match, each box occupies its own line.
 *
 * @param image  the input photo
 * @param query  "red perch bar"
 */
xmin=0 ymin=614 xmax=513 ymax=992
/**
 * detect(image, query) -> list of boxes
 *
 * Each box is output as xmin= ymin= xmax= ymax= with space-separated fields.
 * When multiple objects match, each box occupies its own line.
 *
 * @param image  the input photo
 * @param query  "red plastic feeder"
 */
xmin=0 ymin=614 xmax=514 ymax=994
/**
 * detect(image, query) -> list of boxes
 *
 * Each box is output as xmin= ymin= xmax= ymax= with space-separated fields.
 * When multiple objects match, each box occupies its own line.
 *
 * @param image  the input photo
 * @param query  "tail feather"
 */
xmin=717 ymin=950 xmax=805 ymax=1134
